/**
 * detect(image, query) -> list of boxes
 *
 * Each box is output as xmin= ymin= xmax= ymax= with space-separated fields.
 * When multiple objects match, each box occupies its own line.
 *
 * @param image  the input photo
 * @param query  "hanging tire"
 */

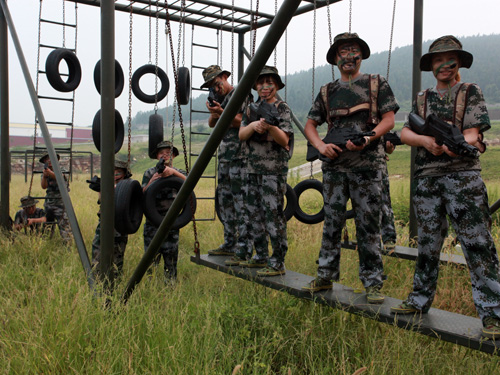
xmin=114 ymin=179 xmax=144 ymax=235
xmin=132 ymin=64 xmax=169 ymax=103
xmin=92 ymin=109 xmax=125 ymax=154
xmin=284 ymin=183 xmax=297 ymax=222
xmin=93 ymin=59 xmax=125 ymax=98
xmin=177 ymin=67 xmax=191 ymax=105
xmin=143 ymin=176 xmax=196 ymax=230
xmin=293 ymin=179 xmax=325 ymax=224
xmin=45 ymin=48 xmax=82 ymax=92
xmin=148 ymin=114 xmax=164 ymax=159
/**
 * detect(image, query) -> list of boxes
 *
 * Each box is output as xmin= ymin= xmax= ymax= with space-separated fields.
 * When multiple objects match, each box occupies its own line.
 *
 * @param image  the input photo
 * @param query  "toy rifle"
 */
xmin=155 ymin=158 xmax=166 ymax=174
xmin=306 ymin=127 xmax=376 ymax=162
xmin=383 ymin=131 xmax=402 ymax=146
xmin=248 ymin=100 xmax=283 ymax=142
xmin=86 ymin=175 xmax=101 ymax=192
xmin=408 ymin=113 xmax=479 ymax=158
xmin=207 ymin=87 xmax=222 ymax=107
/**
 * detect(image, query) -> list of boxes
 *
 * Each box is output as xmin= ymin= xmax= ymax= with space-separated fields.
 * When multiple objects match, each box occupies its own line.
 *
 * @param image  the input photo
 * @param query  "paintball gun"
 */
xmin=248 ymin=100 xmax=283 ymax=142
xmin=155 ymin=157 xmax=166 ymax=174
xmin=383 ymin=131 xmax=402 ymax=146
xmin=408 ymin=113 xmax=479 ymax=158
xmin=306 ymin=127 xmax=375 ymax=162
xmin=86 ymin=175 xmax=101 ymax=192
xmin=207 ymin=87 xmax=221 ymax=107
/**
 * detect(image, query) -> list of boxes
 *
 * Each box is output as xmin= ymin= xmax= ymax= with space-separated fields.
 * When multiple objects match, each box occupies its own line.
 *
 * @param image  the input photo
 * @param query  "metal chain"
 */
xmin=154 ymin=0 xmax=159 ymax=112
xmin=326 ymin=0 xmax=335 ymax=81
xmin=62 ymin=0 xmax=66 ymax=48
xmin=311 ymin=0 xmax=316 ymax=103
xmin=182 ymin=0 xmax=186 ymax=67
xmin=273 ymin=0 xmax=277 ymax=66
xmin=251 ymin=0 xmax=259 ymax=57
xmin=231 ymin=0 xmax=235 ymax=86
xmin=284 ymin=29 xmax=287 ymax=101
xmin=349 ymin=0 xmax=352 ymax=33
xmin=68 ymin=2 xmax=78 ymax=177
xmin=219 ymin=7 xmax=223 ymax=67
xmin=148 ymin=2 xmax=152 ymax=64
xmin=127 ymin=1 xmax=134 ymax=164
xmin=165 ymin=6 xmax=199 ymax=254
xmin=387 ymin=0 xmax=397 ymax=81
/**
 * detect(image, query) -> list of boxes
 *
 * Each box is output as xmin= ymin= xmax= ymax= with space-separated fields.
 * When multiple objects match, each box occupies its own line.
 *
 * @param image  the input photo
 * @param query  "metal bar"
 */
xmin=409 ymin=0 xmax=423 ymax=241
xmin=39 ymin=44 xmax=76 ymax=51
xmin=98 ymin=0 xmax=116 ymax=285
xmin=238 ymin=32 xmax=244 ymax=81
xmin=0 ymin=0 xmax=94 ymax=287
xmin=0 ymin=1 xmax=9 ymax=229
xmin=40 ymin=18 xmax=77 ymax=28
xmin=490 ymin=198 xmax=500 ymax=215
xmin=122 ymin=0 xmax=303 ymax=303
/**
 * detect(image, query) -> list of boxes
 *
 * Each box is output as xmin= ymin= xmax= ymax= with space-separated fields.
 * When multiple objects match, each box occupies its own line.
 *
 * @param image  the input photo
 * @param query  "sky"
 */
xmin=4 ymin=0 xmax=500 ymax=126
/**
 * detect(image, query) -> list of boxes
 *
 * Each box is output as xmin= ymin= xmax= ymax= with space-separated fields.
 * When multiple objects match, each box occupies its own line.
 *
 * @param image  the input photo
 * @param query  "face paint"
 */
xmin=256 ymin=79 xmax=277 ymax=100
xmin=433 ymin=59 xmax=458 ymax=77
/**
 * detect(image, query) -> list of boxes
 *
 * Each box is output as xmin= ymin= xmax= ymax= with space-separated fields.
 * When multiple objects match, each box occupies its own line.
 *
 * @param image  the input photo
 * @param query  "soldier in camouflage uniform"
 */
xmin=40 ymin=153 xmax=72 ymax=244
xmin=302 ymin=33 xmax=399 ymax=303
xmin=390 ymin=35 xmax=500 ymax=339
xmin=142 ymin=141 xmax=185 ymax=281
xmin=13 ymin=196 xmax=47 ymax=233
xmin=230 ymin=66 xmax=293 ymax=277
xmin=91 ymin=160 xmax=132 ymax=280
xmin=380 ymin=138 xmax=397 ymax=249
xmin=201 ymin=65 xmax=255 ymax=258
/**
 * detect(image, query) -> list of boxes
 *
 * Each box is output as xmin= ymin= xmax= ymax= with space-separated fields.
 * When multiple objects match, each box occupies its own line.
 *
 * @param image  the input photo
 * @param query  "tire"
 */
xmin=283 ymin=183 xmax=297 ymax=222
xmin=114 ymin=179 xmax=144 ymax=234
xmin=132 ymin=64 xmax=169 ymax=103
xmin=143 ymin=176 xmax=196 ymax=230
xmin=148 ymin=114 xmax=164 ymax=159
xmin=92 ymin=109 xmax=125 ymax=154
xmin=93 ymin=59 xmax=125 ymax=98
xmin=45 ymin=48 xmax=82 ymax=92
xmin=177 ymin=67 xmax=191 ymax=105
xmin=293 ymin=179 xmax=325 ymax=224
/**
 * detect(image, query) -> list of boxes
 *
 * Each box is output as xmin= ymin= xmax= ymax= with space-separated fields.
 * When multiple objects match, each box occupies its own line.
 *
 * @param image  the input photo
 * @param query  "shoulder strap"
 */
xmin=320 ymin=82 xmax=333 ymax=128
xmin=454 ymin=83 xmax=471 ymax=130
xmin=368 ymin=74 xmax=380 ymax=126
xmin=416 ymin=89 xmax=428 ymax=118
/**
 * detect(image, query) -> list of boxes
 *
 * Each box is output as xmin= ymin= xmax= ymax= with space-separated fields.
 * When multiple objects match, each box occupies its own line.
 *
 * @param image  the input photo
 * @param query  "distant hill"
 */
xmin=132 ymin=34 xmax=500 ymax=127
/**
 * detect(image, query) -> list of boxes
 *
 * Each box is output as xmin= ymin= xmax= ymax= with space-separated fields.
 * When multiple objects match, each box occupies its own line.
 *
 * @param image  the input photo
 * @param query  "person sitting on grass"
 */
xmin=13 ymin=196 xmax=47 ymax=233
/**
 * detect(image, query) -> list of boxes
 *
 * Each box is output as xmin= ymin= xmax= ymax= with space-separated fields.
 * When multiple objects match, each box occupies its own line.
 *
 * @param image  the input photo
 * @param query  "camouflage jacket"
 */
xmin=404 ymin=83 xmax=490 ymax=178
xmin=142 ymin=166 xmax=186 ymax=215
xmin=218 ymin=89 xmax=254 ymax=162
xmin=14 ymin=208 xmax=45 ymax=230
xmin=307 ymin=73 xmax=399 ymax=172
xmin=241 ymin=99 xmax=293 ymax=175
xmin=42 ymin=173 xmax=69 ymax=207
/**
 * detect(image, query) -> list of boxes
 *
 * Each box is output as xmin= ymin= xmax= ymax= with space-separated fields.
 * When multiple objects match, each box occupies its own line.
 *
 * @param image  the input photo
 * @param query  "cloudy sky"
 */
xmin=4 ymin=0 xmax=500 ymax=126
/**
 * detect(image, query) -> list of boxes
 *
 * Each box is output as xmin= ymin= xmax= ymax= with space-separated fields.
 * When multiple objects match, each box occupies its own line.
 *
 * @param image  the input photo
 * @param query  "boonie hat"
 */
xmin=326 ymin=32 xmax=371 ymax=65
xmin=253 ymin=65 xmax=285 ymax=90
xmin=19 ymin=196 xmax=38 ymax=208
xmin=152 ymin=140 xmax=179 ymax=159
xmin=420 ymin=35 xmax=473 ymax=72
xmin=200 ymin=65 xmax=231 ymax=89
xmin=39 ymin=152 xmax=60 ymax=164
xmin=114 ymin=160 xmax=132 ymax=178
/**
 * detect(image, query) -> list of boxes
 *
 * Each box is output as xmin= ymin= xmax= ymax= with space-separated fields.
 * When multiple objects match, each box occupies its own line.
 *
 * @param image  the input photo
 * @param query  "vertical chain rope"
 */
xmin=153 ymin=0 xmax=159 ymax=112
xmin=273 ymin=0 xmax=277 ymax=67
xmin=230 ymin=0 xmax=235 ymax=86
xmin=310 ymin=0 xmax=317 ymax=180
xmin=62 ymin=0 xmax=66 ymax=48
xmin=284 ymin=29 xmax=287 ymax=101
xmin=68 ymin=2 xmax=78 ymax=177
xmin=127 ymin=1 xmax=134 ymax=165
xmin=386 ymin=0 xmax=397 ymax=81
xmin=349 ymin=0 xmax=352 ymax=33
xmin=148 ymin=1 xmax=152 ymax=64
xmin=326 ymin=0 xmax=335 ymax=81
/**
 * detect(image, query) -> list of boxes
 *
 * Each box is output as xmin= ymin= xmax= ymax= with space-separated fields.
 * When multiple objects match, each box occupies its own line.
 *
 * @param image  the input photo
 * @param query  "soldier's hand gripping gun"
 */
xmin=86 ymin=175 xmax=101 ymax=192
xmin=383 ymin=131 xmax=403 ymax=146
xmin=408 ymin=113 xmax=479 ymax=158
xmin=207 ymin=87 xmax=221 ymax=107
xmin=248 ymin=101 xmax=283 ymax=142
xmin=155 ymin=158 xmax=166 ymax=174
xmin=306 ymin=128 xmax=376 ymax=162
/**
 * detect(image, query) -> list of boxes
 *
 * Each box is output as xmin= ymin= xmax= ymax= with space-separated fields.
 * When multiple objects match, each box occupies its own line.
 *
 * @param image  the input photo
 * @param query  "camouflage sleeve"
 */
xmin=14 ymin=211 xmax=24 ymax=225
xmin=306 ymin=90 xmax=327 ymax=125
xmin=463 ymin=83 xmax=491 ymax=133
xmin=242 ymin=102 xmax=251 ymax=127
xmin=277 ymin=102 xmax=294 ymax=134
xmin=377 ymin=76 xmax=400 ymax=115
xmin=142 ymin=167 xmax=155 ymax=188
xmin=241 ymin=93 xmax=254 ymax=114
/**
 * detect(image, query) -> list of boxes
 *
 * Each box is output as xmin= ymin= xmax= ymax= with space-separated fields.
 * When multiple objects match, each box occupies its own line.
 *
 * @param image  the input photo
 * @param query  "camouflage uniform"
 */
xmin=403 ymin=83 xmax=500 ymax=320
xmin=380 ymin=147 xmax=397 ymax=244
xmin=91 ymin=221 xmax=128 ymax=279
xmin=42 ymin=173 xmax=72 ymax=243
xmin=307 ymin=74 xmax=399 ymax=286
xmin=216 ymin=89 xmax=254 ymax=257
xmin=142 ymin=166 xmax=185 ymax=279
xmin=14 ymin=207 xmax=46 ymax=233
xmin=240 ymin=100 xmax=293 ymax=270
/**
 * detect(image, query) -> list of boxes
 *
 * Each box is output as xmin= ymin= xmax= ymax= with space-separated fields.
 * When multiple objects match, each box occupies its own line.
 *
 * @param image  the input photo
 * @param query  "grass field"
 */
xmin=1 ymin=142 xmax=500 ymax=374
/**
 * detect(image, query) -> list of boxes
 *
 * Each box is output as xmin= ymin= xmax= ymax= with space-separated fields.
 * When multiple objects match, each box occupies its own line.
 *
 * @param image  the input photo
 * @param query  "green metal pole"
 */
xmin=409 ymin=0 xmax=423 ymax=241
xmin=122 ymin=0 xmax=303 ymax=303
xmin=0 ymin=1 xmax=9 ymax=230
xmin=0 ymin=0 xmax=94 ymax=288
xmin=98 ymin=0 xmax=116 ymax=286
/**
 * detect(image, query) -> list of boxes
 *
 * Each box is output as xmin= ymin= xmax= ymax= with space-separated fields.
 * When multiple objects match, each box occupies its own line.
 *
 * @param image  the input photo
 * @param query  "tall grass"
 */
xmin=1 ymin=146 xmax=500 ymax=374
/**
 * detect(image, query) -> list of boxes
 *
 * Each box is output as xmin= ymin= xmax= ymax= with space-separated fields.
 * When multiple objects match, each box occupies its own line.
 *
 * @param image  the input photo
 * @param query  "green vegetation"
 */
xmin=1 ymin=143 xmax=500 ymax=374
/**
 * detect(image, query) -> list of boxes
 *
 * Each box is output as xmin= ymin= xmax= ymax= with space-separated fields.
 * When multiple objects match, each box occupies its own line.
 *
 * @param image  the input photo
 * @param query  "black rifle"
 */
xmin=86 ymin=175 xmax=101 ymax=192
xmin=383 ymin=131 xmax=402 ymax=146
xmin=155 ymin=158 xmax=166 ymax=174
xmin=248 ymin=100 xmax=283 ymax=142
xmin=207 ymin=87 xmax=221 ymax=107
xmin=306 ymin=128 xmax=375 ymax=162
xmin=408 ymin=113 xmax=479 ymax=158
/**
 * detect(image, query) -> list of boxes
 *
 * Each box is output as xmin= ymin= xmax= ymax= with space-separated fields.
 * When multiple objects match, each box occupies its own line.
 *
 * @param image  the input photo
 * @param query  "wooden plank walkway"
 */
xmin=191 ymin=254 xmax=500 ymax=355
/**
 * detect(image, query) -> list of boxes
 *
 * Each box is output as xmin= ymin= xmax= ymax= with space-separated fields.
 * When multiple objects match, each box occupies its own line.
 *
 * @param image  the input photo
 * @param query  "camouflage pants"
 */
xmin=91 ymin=221 xmax=128 ymax=279
xmin=217 ymin=160 xmax=250 ymax=256
xmin=407 ymin=171 xmax=500 ymax=320
xmin=318 ymin=169 xmax=384 ymax=287
xmin=380 ymin=163 xmax=396 ymax=243
xmin=245 ymin=173 xmax=288 ymax=269
xmin=144 ymin=220 xmax=179 ymax=279
xmin=45 ymin=203 xmax=72 ymax=244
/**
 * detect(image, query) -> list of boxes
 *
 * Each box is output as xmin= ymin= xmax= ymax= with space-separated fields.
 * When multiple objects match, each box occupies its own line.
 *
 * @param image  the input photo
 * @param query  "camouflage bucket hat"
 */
xmin=19 ymin=196 xmax=38 ymax=208
xmin=326 ymin=32 xmax=371 ymax=65
xmin=153 ymin=140 xmax=179 ymax=158
xmin=39 ymin=152 xmax=60 ymax=164
xmin=252 ymin=65 xmax=285 ymax=90
xmin=200 ymin=65 xmax=231 ymax=89
xmin=114 ymin=160 xmax=132 ymax=178
xmin=420 ymin=35 xmax=473 ymax=71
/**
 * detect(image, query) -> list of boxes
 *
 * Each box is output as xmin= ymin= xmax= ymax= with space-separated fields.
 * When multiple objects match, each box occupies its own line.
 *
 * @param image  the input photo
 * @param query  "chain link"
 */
xmin=311 ymin=0 xmax=316 ymax=103
xmin=69 ymin=2 xmax=78 ymax=177
xmin=154 ymin=0 xmax=160 ymax=112
xmin=62 ymin=0 xmax=66 ymax=48
xmin=230 ymin=0 xmax=235 ymax=86
xmin=284 ymin=29 xmax=287 ymax=101
xmin=326 ymin=0 xmax=335 ymax=81
xmin=127 ymin=1 xmax=134 ymax=165
xmin=387 ymin=0 xmax=397 ymax=81
xmin=251 ymin=0 xmax=259 ymax=57
xmin=148 ymin=2 xmax=152 ymax=64
xmin=219 ymin=7 xmax=223 ymax=67
xmin=273 ymin=0 xmax=277 ymax=67
xmin=349 ymin=0 xmax=352 ymax=33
